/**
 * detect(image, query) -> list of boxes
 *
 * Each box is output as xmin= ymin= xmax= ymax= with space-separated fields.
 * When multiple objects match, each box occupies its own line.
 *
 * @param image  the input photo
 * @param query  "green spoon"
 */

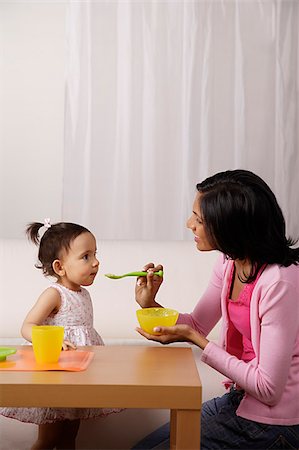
xmin=105 ymin=270 xmax=163 ymax=279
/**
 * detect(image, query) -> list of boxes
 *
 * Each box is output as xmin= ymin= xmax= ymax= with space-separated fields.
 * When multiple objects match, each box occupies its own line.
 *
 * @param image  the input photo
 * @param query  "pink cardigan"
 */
xmin=178 ymin=254 xmax=299 ymax=425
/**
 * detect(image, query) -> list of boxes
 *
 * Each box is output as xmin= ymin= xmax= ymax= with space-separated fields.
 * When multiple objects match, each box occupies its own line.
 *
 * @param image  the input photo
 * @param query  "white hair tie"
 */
xmin=44 ymin=218 xmax=51 ymax=229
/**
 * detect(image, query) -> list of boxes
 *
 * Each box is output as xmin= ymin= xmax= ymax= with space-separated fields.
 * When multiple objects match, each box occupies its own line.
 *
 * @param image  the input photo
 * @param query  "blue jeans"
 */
xmin=132 ymin=388 xmax=299 ymax=449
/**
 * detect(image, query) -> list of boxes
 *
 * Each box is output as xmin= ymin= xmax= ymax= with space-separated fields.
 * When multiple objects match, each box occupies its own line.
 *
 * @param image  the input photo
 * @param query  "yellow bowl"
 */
xmin=136 ymin=307 xmax=179 ymax=335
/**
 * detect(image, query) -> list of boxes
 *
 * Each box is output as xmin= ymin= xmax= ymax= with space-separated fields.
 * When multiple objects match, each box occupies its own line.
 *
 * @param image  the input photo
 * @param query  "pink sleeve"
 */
xmin=201 ymin=280 xmax=298 ymax=405
xmin=177 ymin=254 xmax=223 ymax=337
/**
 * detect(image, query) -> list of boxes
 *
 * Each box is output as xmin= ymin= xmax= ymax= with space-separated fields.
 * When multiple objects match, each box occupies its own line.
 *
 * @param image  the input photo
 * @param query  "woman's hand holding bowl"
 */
xmin=136 ymin=323 xmax=209 ymax=350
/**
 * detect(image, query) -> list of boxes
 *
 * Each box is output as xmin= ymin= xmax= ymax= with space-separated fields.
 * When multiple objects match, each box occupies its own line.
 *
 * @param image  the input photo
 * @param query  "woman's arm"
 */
xmin=176 ymin=255 xmax=224 ymax=336
xmin=136 ymin=255 xmax=224 ymax=343
xmin=202 ymin=279 xmax=298 ymax=405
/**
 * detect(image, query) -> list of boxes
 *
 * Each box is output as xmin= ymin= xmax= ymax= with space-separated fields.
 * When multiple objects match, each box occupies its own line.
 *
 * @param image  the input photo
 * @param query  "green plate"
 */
xmin=0 ymin=347 xmax=17 ymax=362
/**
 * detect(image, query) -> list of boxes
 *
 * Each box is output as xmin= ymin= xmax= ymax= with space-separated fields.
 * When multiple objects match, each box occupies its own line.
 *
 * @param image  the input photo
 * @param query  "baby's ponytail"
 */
xmin=26 ymin=222 xmax=44 ymax=245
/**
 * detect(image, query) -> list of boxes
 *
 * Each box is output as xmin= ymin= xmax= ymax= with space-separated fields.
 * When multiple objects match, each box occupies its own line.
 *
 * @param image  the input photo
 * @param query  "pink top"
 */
xmin=227 ymin=264 xmax=264 ymax=363
xmin=177 ymin=255 xmax=299 ymax=425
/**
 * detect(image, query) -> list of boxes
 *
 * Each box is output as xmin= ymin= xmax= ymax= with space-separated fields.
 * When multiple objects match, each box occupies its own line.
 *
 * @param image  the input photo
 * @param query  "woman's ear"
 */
xmin=52 ymin=259 xmax=65 ymax=277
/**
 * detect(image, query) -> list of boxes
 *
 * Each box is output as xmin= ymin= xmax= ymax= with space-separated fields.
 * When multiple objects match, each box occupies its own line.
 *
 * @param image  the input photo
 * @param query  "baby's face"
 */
xmin=59 ymin=232 xmax=99 ymax=290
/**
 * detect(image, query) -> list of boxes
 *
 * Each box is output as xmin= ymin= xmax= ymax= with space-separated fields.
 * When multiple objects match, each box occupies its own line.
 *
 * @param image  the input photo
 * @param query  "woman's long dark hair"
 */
xmin=196 ymin=170 xmax=299 ymax=280
xmin=26 ymin=222 xmax=90 ymax=278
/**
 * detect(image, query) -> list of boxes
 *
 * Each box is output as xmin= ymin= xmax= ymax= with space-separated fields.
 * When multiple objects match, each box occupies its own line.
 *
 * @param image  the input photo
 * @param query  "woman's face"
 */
xmin=186 ymin=193 xmax=215 ymax=252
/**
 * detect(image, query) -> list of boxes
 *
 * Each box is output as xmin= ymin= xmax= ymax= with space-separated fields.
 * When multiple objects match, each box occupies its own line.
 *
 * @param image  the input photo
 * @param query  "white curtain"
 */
xmin=63 ymin=0 xmax=299 ymax=240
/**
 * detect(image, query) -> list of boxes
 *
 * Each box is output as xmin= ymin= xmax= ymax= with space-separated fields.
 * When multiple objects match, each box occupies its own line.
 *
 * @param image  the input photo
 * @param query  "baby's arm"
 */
xmin=21 ymin=287 xmax=61 ymax=342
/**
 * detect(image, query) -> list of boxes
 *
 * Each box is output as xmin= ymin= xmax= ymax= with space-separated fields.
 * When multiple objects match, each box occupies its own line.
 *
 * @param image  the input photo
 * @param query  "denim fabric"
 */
xmin=131 ymin=389 xmax=299 ymax=449
xmin=131 ymin=423 xmax=170 ymax=450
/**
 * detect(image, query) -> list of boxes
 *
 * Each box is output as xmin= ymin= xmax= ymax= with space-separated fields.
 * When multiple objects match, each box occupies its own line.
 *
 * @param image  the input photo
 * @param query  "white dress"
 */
xmin=0 ymin=283 xmax=121 ymax=424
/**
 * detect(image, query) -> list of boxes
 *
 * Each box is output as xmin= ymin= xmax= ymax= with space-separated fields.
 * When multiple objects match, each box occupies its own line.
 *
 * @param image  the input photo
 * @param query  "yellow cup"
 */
xmin=32 ymin=325 xmax=64 ymax=364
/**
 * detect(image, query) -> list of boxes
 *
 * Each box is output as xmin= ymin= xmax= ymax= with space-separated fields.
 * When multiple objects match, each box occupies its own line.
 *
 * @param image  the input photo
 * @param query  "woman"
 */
xmin=133 ymin=170 xmax=299 ymax=449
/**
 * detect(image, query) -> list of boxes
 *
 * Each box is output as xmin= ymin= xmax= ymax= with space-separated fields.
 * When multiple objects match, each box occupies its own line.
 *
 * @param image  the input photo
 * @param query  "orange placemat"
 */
xmin=0 ymin=347 xmax=94 ymax=371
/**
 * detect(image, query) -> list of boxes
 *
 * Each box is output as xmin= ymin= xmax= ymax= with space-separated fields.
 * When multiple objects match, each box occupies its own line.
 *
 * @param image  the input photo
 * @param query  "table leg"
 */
xmin=170 ymin=409 xmax=201 ymax=450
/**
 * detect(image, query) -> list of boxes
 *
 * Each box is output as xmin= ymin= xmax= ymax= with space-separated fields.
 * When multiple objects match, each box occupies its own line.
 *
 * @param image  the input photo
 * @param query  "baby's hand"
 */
xmin=62 ymin=340 xmax=77 ymax=351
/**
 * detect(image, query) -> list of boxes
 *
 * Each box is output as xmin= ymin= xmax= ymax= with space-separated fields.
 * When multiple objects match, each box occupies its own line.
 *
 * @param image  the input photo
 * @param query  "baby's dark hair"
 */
xmin=26 ymin=221 xmax=91 ymax=278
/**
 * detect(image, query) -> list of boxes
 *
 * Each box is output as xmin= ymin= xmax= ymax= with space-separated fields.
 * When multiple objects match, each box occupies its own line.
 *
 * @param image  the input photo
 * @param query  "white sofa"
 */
xmin=0 ymin=239 xmax=224 ymax=449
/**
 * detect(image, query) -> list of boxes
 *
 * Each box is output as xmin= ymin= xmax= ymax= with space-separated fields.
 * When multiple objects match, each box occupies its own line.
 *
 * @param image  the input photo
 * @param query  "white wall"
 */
xmin=0 ymin=1 xmax=66 ymax=239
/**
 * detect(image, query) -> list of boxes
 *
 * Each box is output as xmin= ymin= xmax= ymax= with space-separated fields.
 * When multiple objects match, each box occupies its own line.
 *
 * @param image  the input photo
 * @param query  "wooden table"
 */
xmin=0 ymin=345 xmax=202 ymax=449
